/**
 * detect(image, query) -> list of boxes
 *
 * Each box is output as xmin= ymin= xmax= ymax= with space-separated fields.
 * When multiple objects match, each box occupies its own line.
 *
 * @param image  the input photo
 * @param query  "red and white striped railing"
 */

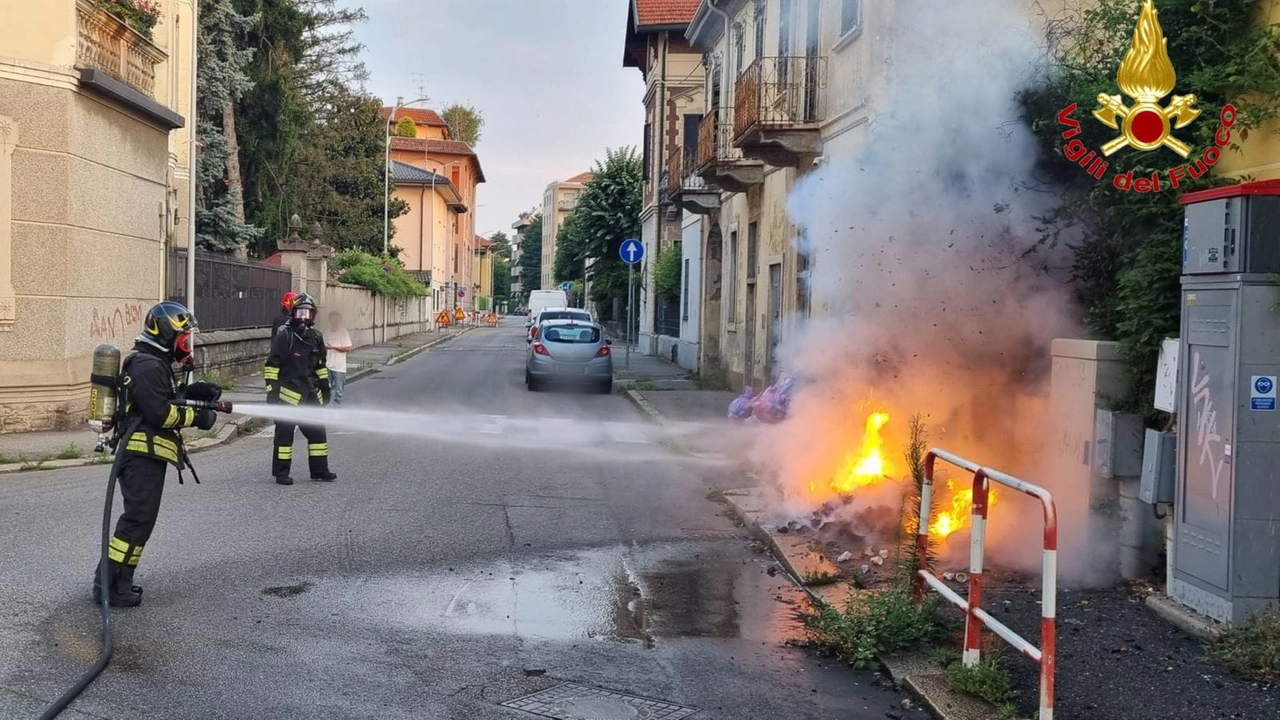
xmin=913 ymin=448 xmax=1059 ymax=720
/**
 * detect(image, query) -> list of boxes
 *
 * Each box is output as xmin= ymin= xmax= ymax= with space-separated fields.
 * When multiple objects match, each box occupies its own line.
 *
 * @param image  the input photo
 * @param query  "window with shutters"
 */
xmin=642 ymin=122 xmax=652 ymax=182
xmin=682 ymin=258 xmax=691 ymax=320
xmin=682 ymin=113 xmax=701 ymax=166
xmin=840 ymin=0 xmax=861 ymax=39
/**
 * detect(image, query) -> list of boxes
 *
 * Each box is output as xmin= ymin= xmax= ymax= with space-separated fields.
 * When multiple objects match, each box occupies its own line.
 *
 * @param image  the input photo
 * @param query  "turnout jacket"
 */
xmin=264 ymin=322 xmax=330 ymax=405
xmin=120 ymin=343 xmax=199 ymax=467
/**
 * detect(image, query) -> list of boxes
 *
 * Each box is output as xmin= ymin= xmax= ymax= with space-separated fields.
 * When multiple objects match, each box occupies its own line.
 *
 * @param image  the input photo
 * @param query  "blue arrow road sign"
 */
xmin=620 ymin=238 xmax=644 ymax=265
xmin=561 ymin=281 xmax=573 ymax=292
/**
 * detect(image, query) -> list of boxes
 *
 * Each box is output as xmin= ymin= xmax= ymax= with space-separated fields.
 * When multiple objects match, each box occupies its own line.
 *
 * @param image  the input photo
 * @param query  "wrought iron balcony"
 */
xmin=695 ymin=113 xmax=763 ymax=193
xmin=75 ymin=0 xmax=167 ymax=98
xmin=666 ymin=146 xmax=720 ymax=215
xmin=733 ymin=56 xmax=827 ymax=166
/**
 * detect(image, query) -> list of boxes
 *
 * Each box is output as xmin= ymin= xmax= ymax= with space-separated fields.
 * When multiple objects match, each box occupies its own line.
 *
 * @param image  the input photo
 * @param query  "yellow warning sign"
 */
xmin=435 ymin=309 xmax=451 ymax=325
xmin=453 ymin=307 xmax=465 ymax=321
xmin=487 ymin=312 xmax=498 ymax=326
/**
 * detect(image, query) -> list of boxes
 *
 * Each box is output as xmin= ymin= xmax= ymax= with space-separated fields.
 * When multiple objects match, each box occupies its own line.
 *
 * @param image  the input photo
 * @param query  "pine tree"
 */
xmin=517 ymin=214 xmax=543 ymax=297
xmin=196 ymin=0 xmax=263 ymax=252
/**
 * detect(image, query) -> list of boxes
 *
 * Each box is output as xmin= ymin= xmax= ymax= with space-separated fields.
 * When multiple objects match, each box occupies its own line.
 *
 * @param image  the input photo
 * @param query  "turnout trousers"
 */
xmin=111 ymin=452 xmax=169 ymax=567
xmin=271 ymin=396 xmax=330 ymax=478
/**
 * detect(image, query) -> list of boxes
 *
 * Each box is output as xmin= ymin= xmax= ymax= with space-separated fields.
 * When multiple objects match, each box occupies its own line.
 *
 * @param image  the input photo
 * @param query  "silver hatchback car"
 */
xmin=526 ymin=319 xmax=613 ymax=394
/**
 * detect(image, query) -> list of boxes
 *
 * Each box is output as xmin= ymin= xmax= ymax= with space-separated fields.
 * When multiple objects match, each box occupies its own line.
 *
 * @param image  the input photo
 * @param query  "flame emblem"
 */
xmin=1092 ymin=1 xmax=1200 ymax=157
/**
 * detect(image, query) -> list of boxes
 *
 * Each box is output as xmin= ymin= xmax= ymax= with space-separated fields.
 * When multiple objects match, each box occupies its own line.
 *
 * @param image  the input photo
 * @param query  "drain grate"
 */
xmin=502 ymin=682 xmax=697 ymax=719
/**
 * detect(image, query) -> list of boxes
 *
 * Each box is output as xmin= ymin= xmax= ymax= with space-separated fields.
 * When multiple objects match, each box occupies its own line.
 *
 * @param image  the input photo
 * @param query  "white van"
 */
xmin=525 ymin=290 xmax=569 ymax=327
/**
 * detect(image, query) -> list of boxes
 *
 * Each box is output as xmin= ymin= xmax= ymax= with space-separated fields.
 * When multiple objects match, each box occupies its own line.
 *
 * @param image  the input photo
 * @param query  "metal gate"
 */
xmin=168 ymin=250 xmax=293 ymax=331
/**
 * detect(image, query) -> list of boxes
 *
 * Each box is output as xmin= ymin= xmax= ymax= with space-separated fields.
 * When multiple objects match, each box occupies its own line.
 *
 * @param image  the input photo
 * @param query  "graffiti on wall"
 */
xmin=89 ymin=303 xmax=145 ymax=341
xmin=1190 ymin=350 xmax=1226 ymax=500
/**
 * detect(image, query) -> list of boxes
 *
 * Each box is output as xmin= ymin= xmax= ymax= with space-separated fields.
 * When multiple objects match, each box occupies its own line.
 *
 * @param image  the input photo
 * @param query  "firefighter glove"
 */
xmin=195 ymin=409 xmax=217 ymax=431
xmin=266 ymin=385 xmax=280 ymax=403
xmin=185 ymin=381 xmax=223 ymax=402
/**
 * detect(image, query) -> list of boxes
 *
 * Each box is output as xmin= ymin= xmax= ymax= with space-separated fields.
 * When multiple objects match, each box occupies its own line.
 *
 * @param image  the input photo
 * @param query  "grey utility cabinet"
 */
xmin=1174 ymin=180 xmax=1280 ymax=624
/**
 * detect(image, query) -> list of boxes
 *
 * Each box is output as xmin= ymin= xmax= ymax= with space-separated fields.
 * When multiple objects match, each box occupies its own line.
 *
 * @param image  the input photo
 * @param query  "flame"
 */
xmin=831 ymin=412 xmax=892 ymax=493
xmin=929 ymin=480 xmax=997 ymax=539
xmin=1117 ymin=0 xmax=1176 ymax=101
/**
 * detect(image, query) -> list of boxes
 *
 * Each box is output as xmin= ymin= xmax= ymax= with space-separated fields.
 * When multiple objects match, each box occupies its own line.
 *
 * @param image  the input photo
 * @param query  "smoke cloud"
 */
xmin=755 ymin=0 xmax=1104 ymax=582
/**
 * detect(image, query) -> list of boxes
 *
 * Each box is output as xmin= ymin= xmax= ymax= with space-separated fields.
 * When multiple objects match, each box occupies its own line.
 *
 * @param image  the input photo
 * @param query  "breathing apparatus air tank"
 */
xmin=89 ymin=344 xmax=121 ymax=431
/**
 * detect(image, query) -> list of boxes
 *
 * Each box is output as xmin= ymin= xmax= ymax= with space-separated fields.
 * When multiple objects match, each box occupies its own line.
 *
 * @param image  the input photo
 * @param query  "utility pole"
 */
xmin=185 ymin=0 xmax=200 ymax=314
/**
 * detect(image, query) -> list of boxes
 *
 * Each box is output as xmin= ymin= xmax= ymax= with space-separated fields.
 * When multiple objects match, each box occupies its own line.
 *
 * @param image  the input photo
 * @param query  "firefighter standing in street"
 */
xmin=94 ymin=301 xmax=220 ymax=607
xmin=264 ymin=292 xmax=337 ymax=485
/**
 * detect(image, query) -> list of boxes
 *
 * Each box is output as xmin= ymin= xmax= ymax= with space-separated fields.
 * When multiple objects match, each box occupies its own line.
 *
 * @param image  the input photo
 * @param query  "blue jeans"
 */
xmin=329 ymin=370 xmax=346 ymax=406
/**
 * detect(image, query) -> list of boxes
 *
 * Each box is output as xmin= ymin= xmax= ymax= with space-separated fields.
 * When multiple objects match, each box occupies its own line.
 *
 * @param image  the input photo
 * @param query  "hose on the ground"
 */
xmin=36 ymin=430 xmax=129 ymax=720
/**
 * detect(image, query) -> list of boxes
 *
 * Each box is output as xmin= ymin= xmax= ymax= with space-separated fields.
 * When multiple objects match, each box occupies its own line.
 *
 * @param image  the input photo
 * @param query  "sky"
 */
xmin=339 ymin=0 xmax=647 ymax=238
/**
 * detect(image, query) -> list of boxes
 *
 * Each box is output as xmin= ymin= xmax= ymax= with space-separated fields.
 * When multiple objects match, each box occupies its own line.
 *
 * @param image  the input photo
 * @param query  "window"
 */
xmin=747 ymin=222 xmax=758 ymax=280
xmin=840 ymin=0 xmax=861 ymax=37
xmin=542 ymin=324 xmax=600 ymax=344
xmin=682 ymin=113 xmax=701 ymax=165
xmin=682 ymin=258 xmax=691 ymax=321
xmin=734 ymin=26 xmax=745 ymax=76
xmin=728 ymin=230 xmax=739 ymax=323
xmin=450 ymin=165 xmax=460 ymax=187
xmin=642 ymin=122 xmax=652 ymax=182
xmin=779 ymin=0 xmax=793 ymax=55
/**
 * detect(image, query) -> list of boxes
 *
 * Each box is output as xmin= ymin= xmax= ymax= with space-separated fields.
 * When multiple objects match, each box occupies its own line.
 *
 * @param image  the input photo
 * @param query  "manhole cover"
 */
xmin=502 ymin=682 xmax=697 ymax=720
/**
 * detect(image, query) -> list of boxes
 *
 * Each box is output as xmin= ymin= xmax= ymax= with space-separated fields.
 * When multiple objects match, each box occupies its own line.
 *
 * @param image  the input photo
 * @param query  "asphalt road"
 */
xmin=0 ymin=320 xmax=920 ymax=720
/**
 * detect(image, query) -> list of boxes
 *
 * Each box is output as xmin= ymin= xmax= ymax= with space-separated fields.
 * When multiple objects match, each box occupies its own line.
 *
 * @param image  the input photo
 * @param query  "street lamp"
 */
xmin=383 ymin=94 xmax=431 ymax=257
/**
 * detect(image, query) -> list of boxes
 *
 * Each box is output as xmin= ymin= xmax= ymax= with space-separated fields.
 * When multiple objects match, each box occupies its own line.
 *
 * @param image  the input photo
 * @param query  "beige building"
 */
xmin=0 ymin=0 xmax=193 ymax=431
xmin=623 ymin=0 xmax=707 ymax=367
xmin=540 ymin=172 xmax=590 ymax=290
xmin=386 ymin=107 xmax=487 ymax=312
xmin=388 ymin=160 xmax=465 ymax=316
xmin=682 ymin=0 xmax=852 ymax=389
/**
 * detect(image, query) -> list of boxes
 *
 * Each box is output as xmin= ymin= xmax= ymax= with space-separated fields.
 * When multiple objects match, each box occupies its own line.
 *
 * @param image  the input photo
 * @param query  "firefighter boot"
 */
xmin=273 ymin=440 xmax=294 ymax=484
xmin=308 ymin=441 xmax=335 ymax=481
xmin=92 ymin=560 xmax=142 ymax=608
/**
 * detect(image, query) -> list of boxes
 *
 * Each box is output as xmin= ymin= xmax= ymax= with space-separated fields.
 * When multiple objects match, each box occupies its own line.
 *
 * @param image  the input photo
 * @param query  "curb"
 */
xmin=719 ymin=487 xmax=1006 ymax=720
xmin=623 ymin=389 xmax=668 ymax=426
xmin=1144 ymin=592 xmax=1225 ymax=641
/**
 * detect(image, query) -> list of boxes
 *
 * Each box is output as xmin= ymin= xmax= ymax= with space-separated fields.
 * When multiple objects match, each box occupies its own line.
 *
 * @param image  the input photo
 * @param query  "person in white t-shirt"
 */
xmin=324 ymin=311 xmax=353 ymax=406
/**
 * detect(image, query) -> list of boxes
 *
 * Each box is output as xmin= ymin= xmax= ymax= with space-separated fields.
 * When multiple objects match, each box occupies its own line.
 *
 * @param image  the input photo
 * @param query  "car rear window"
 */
xmin=541 ymin=311 xmax=590 ymax=322
xmin=542 ymin=325 xmax=600 ymax=344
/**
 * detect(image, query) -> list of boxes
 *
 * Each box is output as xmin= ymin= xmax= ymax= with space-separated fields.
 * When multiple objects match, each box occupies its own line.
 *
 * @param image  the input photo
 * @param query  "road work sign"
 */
xmin=436 ymin=309 xmax=451 ymax=325
xmin=453 ymin=307 xmax=465 ymax=321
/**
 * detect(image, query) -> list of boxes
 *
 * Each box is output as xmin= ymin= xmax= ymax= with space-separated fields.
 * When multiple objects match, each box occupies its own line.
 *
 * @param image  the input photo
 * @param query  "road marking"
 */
xmin=476 ymin=415 xmax=507 ymax=435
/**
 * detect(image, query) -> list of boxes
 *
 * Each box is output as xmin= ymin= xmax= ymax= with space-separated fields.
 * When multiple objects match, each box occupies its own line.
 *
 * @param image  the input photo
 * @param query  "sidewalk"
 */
xmin=0 ymin=326 xmax=470 ymax=473
xmin=613 ymin=349 xmax=697 ymax=390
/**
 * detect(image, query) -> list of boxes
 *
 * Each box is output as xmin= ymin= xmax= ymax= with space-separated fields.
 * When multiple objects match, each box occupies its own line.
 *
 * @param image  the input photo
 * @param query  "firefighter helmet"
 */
xmin=139 ymin=300 xmax=197 ymax=362
xmin=281 ymin=290 xmax=300 ymax=312
xmin=291 ymin=293 xmax=318 ymax=326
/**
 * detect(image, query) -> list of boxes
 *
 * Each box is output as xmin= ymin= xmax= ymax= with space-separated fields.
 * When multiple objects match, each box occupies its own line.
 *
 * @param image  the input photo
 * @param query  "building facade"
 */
xmin=540 ymin=172 xmax=590 ymax=290
xmin=385 ymin=107 xmax=487 ymax=312
xmin=389 ymin=160 xmax=466 ymax=317
xmin=1 ymin=0 xmax=192 ymax=431
xmin=623 ymin=0 xmax=706 ymax=362
xmin=510 ymin=210 xmax=535 ymax=299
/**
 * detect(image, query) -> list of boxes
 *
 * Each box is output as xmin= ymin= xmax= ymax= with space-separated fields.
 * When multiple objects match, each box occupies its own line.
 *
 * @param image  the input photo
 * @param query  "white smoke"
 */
xmin=756 ymin=0 xmax=1102 ymax=581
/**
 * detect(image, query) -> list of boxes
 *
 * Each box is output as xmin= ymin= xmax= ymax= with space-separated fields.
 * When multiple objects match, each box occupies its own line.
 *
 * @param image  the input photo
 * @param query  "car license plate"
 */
xmin=557 ymin=364 xmax=585 ymax=374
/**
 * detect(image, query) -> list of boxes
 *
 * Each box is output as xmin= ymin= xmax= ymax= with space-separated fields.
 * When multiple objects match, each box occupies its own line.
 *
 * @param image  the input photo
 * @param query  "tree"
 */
xmin=553 ymin=212 xmax=585 ymax=284
xmin=572 ymin=147 xmax=642 ymax=317
xmin=196 ymin=0 xmax=263 ymax=252
xmin=441 ymin=103 xmax=483 ymax=146
xmin=652 ymin=244 xmax=681 ymax=299
xmin=487 ymin=231 xmax=511 ymax=259
xmin=294 ymin=87 xmax=405 ymax=253
xmin=517 ymin=214 xmax=543 ymax=297
xmin=493 ymin=255 xmax=511 ymax=303
xmin=395 ymin=116 xmax=417 ymax=137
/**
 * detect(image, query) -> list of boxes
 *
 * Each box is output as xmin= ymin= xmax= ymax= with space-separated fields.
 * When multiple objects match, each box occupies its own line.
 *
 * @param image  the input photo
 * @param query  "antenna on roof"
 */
xmin=411 ymin=73 xmax=430 ymax=105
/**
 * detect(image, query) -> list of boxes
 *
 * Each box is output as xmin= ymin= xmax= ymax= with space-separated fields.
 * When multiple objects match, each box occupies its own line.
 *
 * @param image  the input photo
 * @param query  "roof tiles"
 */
xmin=634 ymin=0 xmax=701 ymax=28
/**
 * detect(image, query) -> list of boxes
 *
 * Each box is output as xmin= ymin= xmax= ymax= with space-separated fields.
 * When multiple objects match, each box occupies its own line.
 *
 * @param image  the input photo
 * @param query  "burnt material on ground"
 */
xmin=977 ymin=585 xmax=1277 ymax=720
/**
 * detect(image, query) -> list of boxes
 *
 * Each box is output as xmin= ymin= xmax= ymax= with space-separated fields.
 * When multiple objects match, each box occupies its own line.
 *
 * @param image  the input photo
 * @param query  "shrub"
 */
xmin=331 ymin=249 xmax=427 ymax=297
xmin=394 ymin=116 xmax=417 ymax=138
xmin=801 ymin=583 xmax=953 ymax=669
xmin=1208 ymin=610 xmax=1280 ymax=681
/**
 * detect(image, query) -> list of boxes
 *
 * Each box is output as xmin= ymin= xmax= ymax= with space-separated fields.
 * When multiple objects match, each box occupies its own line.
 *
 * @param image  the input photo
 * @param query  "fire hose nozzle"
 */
xmin=175 ymin=399 xmax=234 ymax=413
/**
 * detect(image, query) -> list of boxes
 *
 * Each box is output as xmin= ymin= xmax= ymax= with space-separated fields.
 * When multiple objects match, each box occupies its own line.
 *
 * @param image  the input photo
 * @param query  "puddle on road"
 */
xmin=346 ymin=544 xmax=793 ymax=647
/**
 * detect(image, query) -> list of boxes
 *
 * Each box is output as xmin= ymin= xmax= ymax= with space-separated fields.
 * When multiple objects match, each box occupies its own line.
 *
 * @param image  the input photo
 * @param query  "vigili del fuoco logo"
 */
xmin=1055 ymin=0 xmax=1236 ymax=192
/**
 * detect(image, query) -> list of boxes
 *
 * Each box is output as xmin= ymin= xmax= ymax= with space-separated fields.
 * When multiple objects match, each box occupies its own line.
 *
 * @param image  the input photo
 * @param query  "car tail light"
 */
xmin=595 ymin=345 xmax=611 ymax=358
xmin=532 ymin=342 xmax=549 ymax=356
xmin=530 ymin=326 xmax=539 ymax=339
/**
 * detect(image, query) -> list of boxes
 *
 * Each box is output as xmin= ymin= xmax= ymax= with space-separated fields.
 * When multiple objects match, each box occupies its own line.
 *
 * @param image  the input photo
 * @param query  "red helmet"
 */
xmin=281 ymin=291 xmax=299 ymax=312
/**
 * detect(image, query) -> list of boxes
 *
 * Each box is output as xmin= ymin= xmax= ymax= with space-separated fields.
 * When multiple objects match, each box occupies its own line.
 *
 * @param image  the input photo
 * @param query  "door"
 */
xmin=1175 ymin=288 xmax=1237 ymax=592
xmin=744 ymin=284 xmax=757 ymax=389
xmin=768 ymin=263 xmax=782 ymax=381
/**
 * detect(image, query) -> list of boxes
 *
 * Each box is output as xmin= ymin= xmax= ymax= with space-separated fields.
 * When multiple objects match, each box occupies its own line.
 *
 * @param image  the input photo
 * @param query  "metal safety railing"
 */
xmin=913 ymin=448 xmax=1059 ymax=720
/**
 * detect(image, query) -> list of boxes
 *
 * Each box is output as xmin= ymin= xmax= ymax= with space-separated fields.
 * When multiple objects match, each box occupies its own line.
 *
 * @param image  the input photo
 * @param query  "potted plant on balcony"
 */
xmin=98 ymin=0 xmax=162 ymax=40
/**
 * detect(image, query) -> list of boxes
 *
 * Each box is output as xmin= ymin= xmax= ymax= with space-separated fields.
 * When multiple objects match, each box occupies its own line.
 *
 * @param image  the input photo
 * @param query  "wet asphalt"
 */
xmin=0 ymin=321 xmax=920 ymax=720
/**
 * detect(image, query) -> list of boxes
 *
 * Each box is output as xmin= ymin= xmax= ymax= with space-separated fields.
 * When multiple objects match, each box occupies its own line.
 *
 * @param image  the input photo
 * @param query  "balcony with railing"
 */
xmin=733 ymin=56 xmax=827 ymax=167
xmin=694 ymin=113 xmax=763 ymax=193
xmin=74 ymin=0 xmax=182 ymax=129
xmin=665 ymin=146 xmax=720 ymax=215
